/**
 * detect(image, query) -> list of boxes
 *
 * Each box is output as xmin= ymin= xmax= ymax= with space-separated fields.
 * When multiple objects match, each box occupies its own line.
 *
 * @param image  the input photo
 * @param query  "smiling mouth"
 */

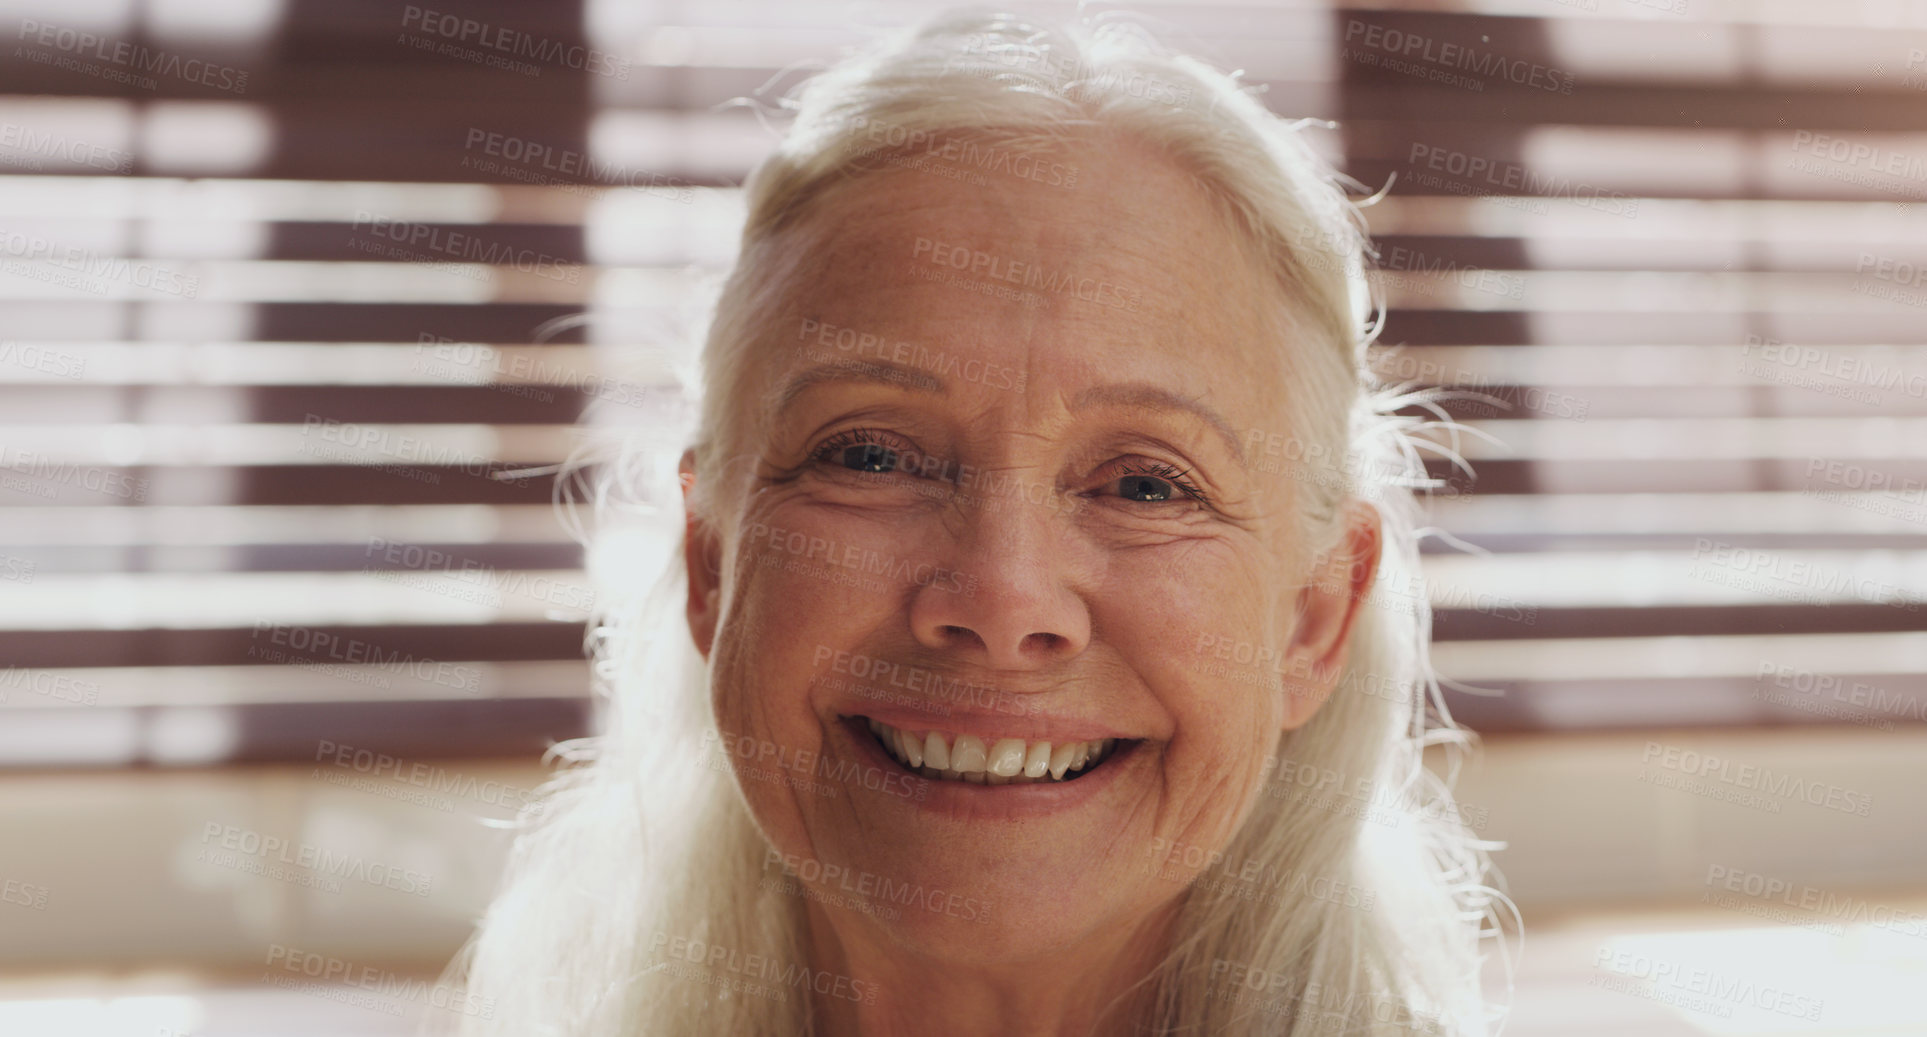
xmin=855 ymin=716 xmax=1126 ymax=785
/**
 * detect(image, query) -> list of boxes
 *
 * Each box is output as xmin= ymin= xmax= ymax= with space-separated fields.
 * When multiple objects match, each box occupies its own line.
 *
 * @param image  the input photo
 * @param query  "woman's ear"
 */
xmin=680 ymin=448 xmax=723 ymax=660
xmin=1278 ymin=499 xmax=1383 ymax=730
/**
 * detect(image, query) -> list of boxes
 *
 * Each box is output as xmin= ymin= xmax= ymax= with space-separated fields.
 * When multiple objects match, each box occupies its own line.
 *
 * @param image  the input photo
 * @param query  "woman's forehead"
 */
xmin=757 ymin=141 xmax=1288 ymax=406
xmin=800 ymin=131 xmax=1260 ymax=291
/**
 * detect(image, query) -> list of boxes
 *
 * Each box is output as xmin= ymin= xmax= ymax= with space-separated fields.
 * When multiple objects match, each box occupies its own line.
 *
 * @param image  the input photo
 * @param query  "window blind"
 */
xmin=2 ymin=0 xmax=1922 ymax=769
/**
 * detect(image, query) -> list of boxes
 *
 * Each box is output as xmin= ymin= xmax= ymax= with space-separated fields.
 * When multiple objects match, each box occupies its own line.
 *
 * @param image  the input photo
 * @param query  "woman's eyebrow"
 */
xmin=1073 ymin=382 xmax=1248 ymax=466
xmin=768 ymin=365 xmax=1245 ymax=465
xmin=767 ymin=358 xmax=948 ymax=419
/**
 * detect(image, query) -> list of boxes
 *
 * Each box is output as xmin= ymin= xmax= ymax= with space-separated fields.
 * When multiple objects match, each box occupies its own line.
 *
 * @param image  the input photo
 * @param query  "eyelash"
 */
xmin=808 ymin=428 xmax=1212 ymax=505
xmin=1112 ymin=460 xmax=1210 ymax=505
xmin=811 ymin=428 xmax=906 ymax=463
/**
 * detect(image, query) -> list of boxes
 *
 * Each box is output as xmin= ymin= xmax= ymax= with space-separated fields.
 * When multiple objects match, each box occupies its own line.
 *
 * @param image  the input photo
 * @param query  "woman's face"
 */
xmin=684 ymin=131 xmax=1379 ymax=967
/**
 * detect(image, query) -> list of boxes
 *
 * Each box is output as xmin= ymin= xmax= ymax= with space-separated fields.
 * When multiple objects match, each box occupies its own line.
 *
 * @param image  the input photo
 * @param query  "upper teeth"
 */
xmin=865 ymin=718 xmax=1116 ymax=785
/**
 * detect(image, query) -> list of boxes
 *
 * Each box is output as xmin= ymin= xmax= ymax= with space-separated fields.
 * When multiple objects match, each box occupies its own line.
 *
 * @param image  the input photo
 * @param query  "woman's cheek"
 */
xmin=704 ymin=570 xmax=838 ymax=855
xmin=1143 ymin=578 xmax=1286 ymax=835
xmin=715 ymin=506 xmax=920 ymax=732
xmin=1119 ymin=546 xmax=1279 ymax=718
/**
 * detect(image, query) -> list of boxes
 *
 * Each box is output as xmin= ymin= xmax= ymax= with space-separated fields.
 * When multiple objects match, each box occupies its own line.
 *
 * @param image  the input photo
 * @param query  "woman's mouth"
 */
xmin=856 ymin=716 xmax=1125 ymax=785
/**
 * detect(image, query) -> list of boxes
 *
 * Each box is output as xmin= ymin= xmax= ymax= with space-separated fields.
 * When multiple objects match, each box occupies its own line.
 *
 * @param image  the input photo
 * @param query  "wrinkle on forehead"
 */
xmin=767 ymin=129 xmax=1290 ymax=381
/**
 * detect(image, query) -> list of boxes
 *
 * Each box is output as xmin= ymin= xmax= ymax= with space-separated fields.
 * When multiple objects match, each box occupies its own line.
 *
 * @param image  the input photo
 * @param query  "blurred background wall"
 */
xmin=1 ymin=1 xmax=1924 ymax=1034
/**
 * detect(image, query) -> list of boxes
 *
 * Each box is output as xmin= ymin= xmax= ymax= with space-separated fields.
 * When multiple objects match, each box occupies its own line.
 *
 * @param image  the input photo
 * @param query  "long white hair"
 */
xmin=443 ymin=9 xmax=1513 ymax=1035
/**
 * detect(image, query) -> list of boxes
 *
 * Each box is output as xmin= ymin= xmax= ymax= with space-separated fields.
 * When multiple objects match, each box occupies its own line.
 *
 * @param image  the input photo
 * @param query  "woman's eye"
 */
xmin=1105 ymin=462 xmax=1209 ymax=506
xmin=833 ymin=443 xmax=898 ymax=474
xmin=809 ymin=429 xmax=916 ymax=476
xmin=1115 ymin=473 xmax=1178 ymax=502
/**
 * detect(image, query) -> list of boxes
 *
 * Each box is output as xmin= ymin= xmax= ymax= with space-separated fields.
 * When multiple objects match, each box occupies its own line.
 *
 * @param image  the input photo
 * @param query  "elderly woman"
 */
xmin=452 ymin=10 xmax=1499 ymax=1036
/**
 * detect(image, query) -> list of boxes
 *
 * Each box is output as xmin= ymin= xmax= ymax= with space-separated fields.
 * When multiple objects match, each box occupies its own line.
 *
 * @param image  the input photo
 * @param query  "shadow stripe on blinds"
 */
xmin=1335 ymin=6 xmax=1927 ymax=732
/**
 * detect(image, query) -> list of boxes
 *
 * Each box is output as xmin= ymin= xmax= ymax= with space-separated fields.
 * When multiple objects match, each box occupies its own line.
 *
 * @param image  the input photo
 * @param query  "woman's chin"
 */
xmin=819 ymin=872 xmax=1138 ymax=968
xmin=790 ymin=832 xmax=1160 ymax=968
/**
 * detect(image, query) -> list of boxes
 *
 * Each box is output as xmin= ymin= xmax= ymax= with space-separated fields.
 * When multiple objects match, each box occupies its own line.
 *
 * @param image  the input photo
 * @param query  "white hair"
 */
xmin=442 ymin=9 xmax=1513 ymax=1036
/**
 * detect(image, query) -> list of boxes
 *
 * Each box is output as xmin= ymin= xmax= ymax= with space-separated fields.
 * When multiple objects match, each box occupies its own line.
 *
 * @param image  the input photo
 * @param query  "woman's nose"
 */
xmin=905 ymin=490 xmax=1091 ymax=670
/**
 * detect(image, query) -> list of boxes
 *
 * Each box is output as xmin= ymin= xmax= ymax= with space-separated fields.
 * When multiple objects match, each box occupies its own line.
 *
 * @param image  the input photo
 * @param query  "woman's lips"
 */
xmin=862 ymin=716 xmax=1119 ymax=784
xmin=843 ymin=699 xmax=1138 ymax=746
xmin=839 ymin=714 xmax=1139 ymax=787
